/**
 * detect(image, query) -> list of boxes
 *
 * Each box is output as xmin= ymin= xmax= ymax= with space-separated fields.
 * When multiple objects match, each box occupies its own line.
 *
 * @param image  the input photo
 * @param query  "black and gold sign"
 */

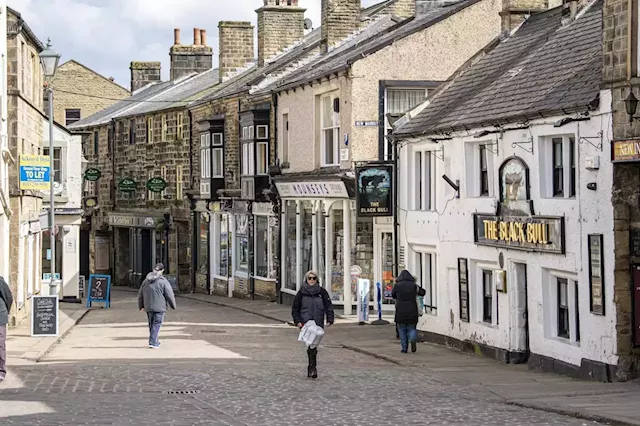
xmin=474 ymin=214 xmax=565 ymax=254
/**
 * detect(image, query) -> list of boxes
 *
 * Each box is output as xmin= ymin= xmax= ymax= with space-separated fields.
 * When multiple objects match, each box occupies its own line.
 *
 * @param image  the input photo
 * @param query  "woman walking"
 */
xmin=292 ymin=270 xmax=334 ymax=379
xmin=392 ymin=270 xmax=426 ymax=353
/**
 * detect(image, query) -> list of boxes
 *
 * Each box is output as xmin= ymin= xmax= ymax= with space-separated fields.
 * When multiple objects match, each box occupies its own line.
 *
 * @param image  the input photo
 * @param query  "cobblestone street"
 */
xmin=0 ymin=291 xmax=615 ymax=425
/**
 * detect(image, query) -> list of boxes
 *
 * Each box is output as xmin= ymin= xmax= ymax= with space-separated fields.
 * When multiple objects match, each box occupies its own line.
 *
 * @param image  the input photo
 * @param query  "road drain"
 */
xmin=165 ymin=390 xmax=201 ymax=395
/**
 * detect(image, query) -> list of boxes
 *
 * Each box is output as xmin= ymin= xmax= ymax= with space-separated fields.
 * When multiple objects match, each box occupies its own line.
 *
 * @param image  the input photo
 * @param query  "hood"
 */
xmin=145 ymin=271 xmax=162 ymax=282
xmin=397 ymin=269 xmax=415 ymax=283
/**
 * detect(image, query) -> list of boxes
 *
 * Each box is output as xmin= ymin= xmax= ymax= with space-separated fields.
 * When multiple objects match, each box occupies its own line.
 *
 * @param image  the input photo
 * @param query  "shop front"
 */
xmin=192 ymin=200 xmax=210 ymax=294
xmin=252 ymin=202 xmax=278 ymax=300
xmin=276 ymin=179 xmax=374 ymax=314
xmin=208 ymin=200 xmax=233 ymax=297
xmin=109 ymin=212 xmax=163 ymax=288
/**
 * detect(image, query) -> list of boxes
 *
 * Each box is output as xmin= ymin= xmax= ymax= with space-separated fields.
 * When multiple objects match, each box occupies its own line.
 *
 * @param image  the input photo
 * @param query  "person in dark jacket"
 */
xmin=291 ymin=270 xmax=334 ymax=379
xmin=392 ymin=270 xmax=426 ymax=354
xmin=138 ymin=263 xmax=176 ymax=349
xmin=0 ymin=276 xmax=14 ymax=381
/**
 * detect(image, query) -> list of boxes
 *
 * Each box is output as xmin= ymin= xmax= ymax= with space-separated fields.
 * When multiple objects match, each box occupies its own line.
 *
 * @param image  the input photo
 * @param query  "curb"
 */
xmin=33 ymin=308 xmax=91 ymax=363
xmin=178 ymin=294 xmax=295 ymax=326
xmin=338 ymin=344 xmax=403 ymax=366
xmin=505 ymin=401 xmax=635 ymax=426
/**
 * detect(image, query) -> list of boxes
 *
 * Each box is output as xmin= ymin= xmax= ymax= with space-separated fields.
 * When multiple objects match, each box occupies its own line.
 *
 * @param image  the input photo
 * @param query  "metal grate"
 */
xmin=165 ymin=390 xmax=200 ymax=395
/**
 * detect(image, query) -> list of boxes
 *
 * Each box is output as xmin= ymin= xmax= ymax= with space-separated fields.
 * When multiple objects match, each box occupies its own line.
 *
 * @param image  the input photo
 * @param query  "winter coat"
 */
xmin=392 ymin=270 xmax=426 ymax=325
xmin=292 ymin=270 xmax=335 ymax=328
xmin=0 ymin=276 xmax=13 ymax=326
xmin=138 ymin=272 xmax=177 ymax=313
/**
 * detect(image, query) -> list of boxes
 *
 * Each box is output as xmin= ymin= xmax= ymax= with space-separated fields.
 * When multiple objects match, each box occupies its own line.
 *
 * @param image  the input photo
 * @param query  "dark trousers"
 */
xmin=397 ymin=323 xmax=417 ymax=353
xmin=307 ymin=347 xmax=317 ymax=368
xmin=0 ymin=325 xmax=6 ymax=380
xmin=146 ymin=312 xmax=165 ymax=347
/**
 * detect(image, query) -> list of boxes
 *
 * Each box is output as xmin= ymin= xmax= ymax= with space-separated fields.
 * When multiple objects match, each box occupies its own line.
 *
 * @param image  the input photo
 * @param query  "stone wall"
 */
xmin=321 ymin=0 xmax=360 ymax=53
xmin=257 ymin=1 xmax=305 ymax=66
xmin=218 ymin=21 xmax=254 ymax=82
xmin=390 ymin=0 xmax=416 ymax=18
xmin=130 ymin=61 xmax=161 ymax=93
xmin=170 ymin=44 xmax=213 ymax=81
xmin=603 ymin=0 xmax=640 ymax=380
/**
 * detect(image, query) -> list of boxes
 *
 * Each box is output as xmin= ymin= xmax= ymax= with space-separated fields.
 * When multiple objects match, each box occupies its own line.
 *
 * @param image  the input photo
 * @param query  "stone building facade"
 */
xmin=0 ymin=3 xmax=9 ymax=288
xmin=6 ymin=7 xmax=45 ymax=325
xmin=257 ymin=0 xmax=305 ymax=66
xmin=603 ymin=0 xmax=640 ymax=379
xmin=47 ymin=60 xmax=130 ymax=127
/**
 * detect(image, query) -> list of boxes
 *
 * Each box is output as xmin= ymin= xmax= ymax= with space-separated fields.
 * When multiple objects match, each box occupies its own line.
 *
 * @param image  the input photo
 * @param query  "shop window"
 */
xmin=320 ymin=92 xmax=340 ymax=167
xmin=329 ymin=208 xmax=345 ymax=300
xmin=235 ymin=215 xmax=249 ymax=276
xmin=42 ymin=233 xmax=63 ymax=281
xmin=414 ymin=150 xmax=434 ymax=210
xmin=284 ymin=201 xmax=297 ymax=291
xmin=65 ymin=109 xmax=81 ymax=126
xmin=42 ymin=147 xmax=62 ymax=182
xmin=218 ymin=215 xmax=229 ymax=277
xmin=482 ymin=269 xmax=493 ymax=323
xmin=540 ymin=135 xmax=576 ymax=199
xmin=255 ymin=215 xmax=276 ymax=279
xmin=417 ymin=252 xmax=436 ymax=314
xmin=197 ymin=213 xmax=208 ymax=275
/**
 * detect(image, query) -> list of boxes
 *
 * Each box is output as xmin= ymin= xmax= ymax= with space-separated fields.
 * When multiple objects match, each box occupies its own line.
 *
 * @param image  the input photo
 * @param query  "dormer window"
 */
xmin=241 ymin=124 xmax=269 ymax=176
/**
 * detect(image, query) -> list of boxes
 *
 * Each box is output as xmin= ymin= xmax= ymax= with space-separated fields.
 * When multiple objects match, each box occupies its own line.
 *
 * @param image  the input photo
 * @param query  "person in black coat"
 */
xmin=392 ymin=270 xmax=426 ymax=353
xmin=292 ymin=270 xmax=334 ymax=379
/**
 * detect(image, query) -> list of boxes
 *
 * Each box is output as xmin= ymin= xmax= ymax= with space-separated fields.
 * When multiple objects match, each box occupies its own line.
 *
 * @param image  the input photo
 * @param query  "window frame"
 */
xmin=256 ymin=141 xmax=269 ymax=175
xmin=383 ymin=86 xmax=429 ymax=161
xmin=256 ymin=124 xmax=269 ymax=140
xmin=282 ymin=113 xmax=289 ymax=164
xmin=43 ymin=147 xmax=63 ymax=183
xmin=544 ymin=270 xmax=580 ymax=345
xmin=482 ymin=269 xmax=493 ymax=324
xmin=129 ymin=119 xmax=136 ymax=145
xmin=93 ymin=131 xmax=99 ymax=155
xmin=200 ymin=133 xmax=211 ymax=179
xmin=161 ymin=114 xmax=168 ymax=141
xmin=176 ymin=165 xmax=183 ymax=201
xmin=320 ymin=92 xmax=340 ymax=167
xmin=65 ymin=109 xmax=81 ymax=126
xmin=557 ymin=277 xmax=570 ymax=338
xmin=147 ymin=116 xmax=153 ymax=143
xmin=479 ymin=144 xmax=489 ymax=196
xmin=254 ymin=214 xmax=276 ymax=280
xmin=417 ymin=251 xmax=437 ymax=315
xmin=413 ymin=149 xmax=435 ymax=211
xmin=542 ymin=135 xmax=576 ymax=199
xmin=552 ymin=137 xmax=564 ymax=197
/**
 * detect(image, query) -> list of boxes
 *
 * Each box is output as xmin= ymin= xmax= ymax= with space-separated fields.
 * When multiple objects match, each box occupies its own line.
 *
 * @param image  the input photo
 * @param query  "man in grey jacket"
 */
xmin=0 ymin=276 xmax=14 ymax=381
xmin=138 ymin=263 xmax=176 ymax=348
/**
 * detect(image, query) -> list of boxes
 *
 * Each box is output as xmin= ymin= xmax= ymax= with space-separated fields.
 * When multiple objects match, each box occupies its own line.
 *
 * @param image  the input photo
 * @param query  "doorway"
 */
xmin=512 ymin=262 xmax=529 ymax=363
xmin=140 ymin=229 xmax=153 ymax=284
xmin=374 ymin=226 xmax=395 ymax=311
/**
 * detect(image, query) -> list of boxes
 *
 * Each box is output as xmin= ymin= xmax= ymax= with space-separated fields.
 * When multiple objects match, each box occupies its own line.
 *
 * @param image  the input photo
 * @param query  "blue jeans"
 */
xmin=397 ymin=323 xmax=417 ymax=352
xmin=146 ymin=312 xmax=165 ymax=347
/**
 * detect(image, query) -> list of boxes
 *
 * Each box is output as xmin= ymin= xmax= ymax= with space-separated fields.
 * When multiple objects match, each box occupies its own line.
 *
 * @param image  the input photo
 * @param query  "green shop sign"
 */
xmin=146 ymin=177 xmax=167 ymax=193
xmin=84 ymin=168 xmax=102 ymax=181
xmin=118 ymin=178 xmax=137 ymax=192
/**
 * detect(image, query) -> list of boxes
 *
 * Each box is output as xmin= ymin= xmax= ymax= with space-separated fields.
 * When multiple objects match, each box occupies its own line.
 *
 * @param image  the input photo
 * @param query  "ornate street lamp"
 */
xmin=624 ymin=90 xmax=639 ymax=123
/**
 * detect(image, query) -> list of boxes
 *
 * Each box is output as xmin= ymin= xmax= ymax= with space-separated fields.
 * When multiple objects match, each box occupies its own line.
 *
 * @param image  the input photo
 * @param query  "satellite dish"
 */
xmin=304 ymin=18 xmax=313 ymax=30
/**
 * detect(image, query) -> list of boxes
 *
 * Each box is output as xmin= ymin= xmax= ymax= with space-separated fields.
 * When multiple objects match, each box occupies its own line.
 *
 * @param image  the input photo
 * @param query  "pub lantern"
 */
xmin=624 ymin=90 xmax=639 ymax=122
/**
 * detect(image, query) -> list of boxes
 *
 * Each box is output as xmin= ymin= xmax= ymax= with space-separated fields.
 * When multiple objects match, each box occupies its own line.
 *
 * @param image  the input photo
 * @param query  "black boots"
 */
xmin=307 ymin=347 xmax=318 ymax=379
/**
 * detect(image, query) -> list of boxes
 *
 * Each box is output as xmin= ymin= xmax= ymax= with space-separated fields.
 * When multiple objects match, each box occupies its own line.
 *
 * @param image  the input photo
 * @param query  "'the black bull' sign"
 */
xmin=356 ymin=163 xmax=393 ymax=217
xmin=473 ymin=214 xmax=565 ymax=254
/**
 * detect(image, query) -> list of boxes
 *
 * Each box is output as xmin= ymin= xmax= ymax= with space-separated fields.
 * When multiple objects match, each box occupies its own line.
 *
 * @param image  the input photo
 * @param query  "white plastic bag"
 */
xmin=297 ymin=320 xmax=325 ymax=349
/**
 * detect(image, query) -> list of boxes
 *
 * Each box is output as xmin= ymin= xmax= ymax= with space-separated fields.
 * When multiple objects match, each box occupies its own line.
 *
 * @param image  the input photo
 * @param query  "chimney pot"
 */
xmin=174 ymin=28 xmax=181 ymax=45
xmin=193 ymin=28 xmax=201 ymax=45
xmin=257 ymin=0 xmax=306 ymax=66
xmin=200 ymin=29 xmax=207 ymax=46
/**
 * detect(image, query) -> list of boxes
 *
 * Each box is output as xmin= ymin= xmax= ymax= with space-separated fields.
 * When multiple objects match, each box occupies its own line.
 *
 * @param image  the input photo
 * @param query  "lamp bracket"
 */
xmin=479 ymin=138 xmax=498 ymax=155
xmin=432 ymin=145 xmax=444 ymax=162
xmin=511 ymin=137 xmax=533 ymax=154
xmin=579 ymin=131 xmax=603 ymax=151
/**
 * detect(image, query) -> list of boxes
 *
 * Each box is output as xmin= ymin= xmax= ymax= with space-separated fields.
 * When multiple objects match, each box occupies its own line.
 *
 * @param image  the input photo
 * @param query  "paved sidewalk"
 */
xmin=181 ymin=291 xmax=640 ymax=426
xmin=6 ymin=302 xmax=89 ymax=364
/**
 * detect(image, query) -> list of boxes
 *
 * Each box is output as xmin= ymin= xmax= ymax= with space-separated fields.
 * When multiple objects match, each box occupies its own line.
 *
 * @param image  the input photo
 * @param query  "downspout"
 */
xmin=188 ymin=109 xmax=196 ymax=293
xmin=110 ymin=119 xmax=117 ymax=280
xmin=272 ymin=92 xmax=281 ymax=304
xmin=392 ymin=134 xmax=399 ymax=278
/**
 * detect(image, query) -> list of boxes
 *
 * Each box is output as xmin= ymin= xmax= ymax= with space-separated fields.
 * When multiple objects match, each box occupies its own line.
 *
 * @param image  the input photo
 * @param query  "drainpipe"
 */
xmin=392 ymin=134 xmax=399 ymax=278
xmin=188 ymin=109 xmax=195 ymax=293
xmin=272 ymin=92 xmax=282 ymax=304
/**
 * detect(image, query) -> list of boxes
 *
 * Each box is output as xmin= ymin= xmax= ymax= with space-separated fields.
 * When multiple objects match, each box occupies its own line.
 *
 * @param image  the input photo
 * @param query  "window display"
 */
xmin=255 ymin=216 xmax=269 ymax=278
xmin=218 ymin=215 xmax=229 ymax=277
xmin=235 ymin=214 xmax=249 ymax=275
xmin=197 ymin=213 xmax=208 ymax=274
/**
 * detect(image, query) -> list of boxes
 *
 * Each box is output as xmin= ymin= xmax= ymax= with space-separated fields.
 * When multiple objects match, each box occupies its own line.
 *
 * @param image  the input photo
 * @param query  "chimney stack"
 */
xmin=218 ymin=21 xmax=255 ymax=83
xmin=130 ymin=61 xmax=161 ymax=92
xmin=389 ymin=0 xmax=415 ymax=18
xmin=256 ymin=0 xmax=306 ymax=67
xmin=170 ymin=28 xmax=213 ymax=81
xmin=500 ymin=0 xmax=548 ymax=34
xmin=321 ymin=0 xmax=361 ymax=54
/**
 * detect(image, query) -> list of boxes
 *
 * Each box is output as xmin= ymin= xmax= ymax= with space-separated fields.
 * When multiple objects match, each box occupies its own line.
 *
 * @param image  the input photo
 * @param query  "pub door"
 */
xmin=374 ymin=226 xmax=395 ymax=312
xmin=140 ymin=229 xmax=153 ymax=285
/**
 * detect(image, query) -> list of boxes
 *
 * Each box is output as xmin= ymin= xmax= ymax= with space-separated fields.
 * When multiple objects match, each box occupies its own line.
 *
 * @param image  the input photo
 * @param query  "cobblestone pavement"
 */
xmin=0 ymin=292 xmax=607 ymax=425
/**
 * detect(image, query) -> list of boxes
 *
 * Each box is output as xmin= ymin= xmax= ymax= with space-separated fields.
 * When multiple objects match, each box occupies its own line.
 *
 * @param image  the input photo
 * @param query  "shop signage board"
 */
xmin=31 ymin=295 xmax=59 ymax=336
xmin=588 ymin=234 xmax=605 ymax=315
xmin=474 ymin=214 xmax=565 ymax=254
xmin=612 ymin=139 xmax=640 ymax=162
xmin=87 ymin=274 xmax=111 ymax=308
xmin=458 ymin=258 xmax=470 ymax=322
xmin=108 ymin=214 xmax=157 ymax=228
xmin=84 ymin=168 xmax=102 ymax=181
xmin=275 ymin=181 xmax=349 ymax=198
xmin=356 ymin=163 xmax=393 ymax=217
xmin=146 ymin=177 xmax=167 ymax=193
xmin=19 ymin=154 xmax=50 ymax=191
xmin=118 ymin=178 xmax=137 ymax=192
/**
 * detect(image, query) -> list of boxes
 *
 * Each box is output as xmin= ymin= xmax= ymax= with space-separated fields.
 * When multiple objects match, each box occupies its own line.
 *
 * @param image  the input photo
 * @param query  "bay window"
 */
xmin=200 ymin=133 xmax=211 ymax=179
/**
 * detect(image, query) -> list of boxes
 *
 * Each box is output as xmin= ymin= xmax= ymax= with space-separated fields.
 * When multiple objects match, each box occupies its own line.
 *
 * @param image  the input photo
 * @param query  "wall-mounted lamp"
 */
xmin=441 ymin=174 xmax=459 ymax=198
xmin=586 ymin=182 xmax=597 ymax=191
xmin=624 ymin=91 xmax=640 ymax=123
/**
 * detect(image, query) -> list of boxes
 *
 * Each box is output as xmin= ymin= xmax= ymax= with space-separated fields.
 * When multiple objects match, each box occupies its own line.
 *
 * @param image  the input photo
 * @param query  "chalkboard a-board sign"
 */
xmin=87 ymin=274 xmax=111 ymax=308
xmin=31 ymin=296 xmax=59 ymax=337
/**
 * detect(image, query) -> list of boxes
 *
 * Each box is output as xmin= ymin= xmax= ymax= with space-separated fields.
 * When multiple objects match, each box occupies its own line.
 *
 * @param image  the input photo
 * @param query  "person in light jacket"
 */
xmin=392 ymin=270 xmax=426 ymax=354
xmin=138 ymin=263 xmax=176 ymax=349
xmin=292 ymin=270 xmax=334 ymax=379
xmin=0 ymin=276 xmax=14 ymax=381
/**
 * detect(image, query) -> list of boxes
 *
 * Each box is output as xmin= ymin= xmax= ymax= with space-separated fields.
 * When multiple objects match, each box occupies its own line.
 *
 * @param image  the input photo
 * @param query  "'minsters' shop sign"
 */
xmin=473 ymin=156 xmax=565 ymax=254
xmin=275 ymin=181 xmax=349 ymax=198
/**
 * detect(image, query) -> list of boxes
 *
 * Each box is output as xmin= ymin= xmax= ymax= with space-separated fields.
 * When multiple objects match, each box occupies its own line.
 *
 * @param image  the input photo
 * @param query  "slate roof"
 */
xmin=264 ymin=0 xmax=485 ymax=93
xmin=395 ymin=1 xmax=603 ymax=137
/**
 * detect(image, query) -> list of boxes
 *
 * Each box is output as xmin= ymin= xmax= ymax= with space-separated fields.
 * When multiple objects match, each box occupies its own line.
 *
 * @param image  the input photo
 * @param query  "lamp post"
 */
xmin=39 ymin=39 xmax=60 ymax=295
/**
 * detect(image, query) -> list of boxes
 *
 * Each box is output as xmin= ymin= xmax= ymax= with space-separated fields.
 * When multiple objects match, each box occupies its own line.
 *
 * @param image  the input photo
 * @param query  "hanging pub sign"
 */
xmin=146 ymin=177 xmax=167 ymax=193
xmin=588 ymin=234 xmax=605 ymax=315
xmin=356 ymin=163 xmax=393 ymax=217
xmin=473 ymin=156 xmax=565 ymax=254
xmin=83 ymin=168 xmax=102 ymax=181
xmin=118 ymin=178 xmax=137 ymax=192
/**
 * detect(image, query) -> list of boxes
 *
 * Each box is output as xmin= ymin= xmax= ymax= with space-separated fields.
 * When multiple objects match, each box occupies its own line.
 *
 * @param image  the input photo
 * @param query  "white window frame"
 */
xmin=256 ymin=141 xmax=268 ymax=175
xmin=147 ymin=170 xmax=157 ymax=201
xmin=65 ymin=108 xmax=81 ymax=126
xmin=282 ymin=112 xmax=289 ymax=164
xmin=212 ymin=133 xmax=223 ymax=146
xmin=242 ymin=142 xmax=255 ymax=176
xmin=176 ymin=165 xmax=183 ymax=201
xmin=160 ymin=165 xmax=167 ymax=199
xmin=320 ymin=92 xmax=340 ymax=167
xmin=161 ymin=114 xmax=167 ymax=141
xmin=543 ymin=269 xmax=580 ymax=346
xmin=254 ymin=214 xmax=276 ymax=281
xmin=464 ymin=141 xmax=494 ymax=198
xmin=413 ymin=148 xmax=436 ymax=211
xmin=200 ymin=133 xmax=211 ymax=179
xmin=213 ymin=213 xmax=230 ymax=280
xmin=256 ymin=125 xmax=269 ymax=140
xmin=539 ymin=134 xmax=576 ymax=199
xmin=472 ymin=262 xmax=498 ymax=327
xmin=43 ymin=147 xmax=64 ymax=183
xmin=415 ymin=250 xmax=437 ymax=315
xmin=147 ymin=117 xmax=153 ymax=143
xmin=383 ymin=87 xmax=428 ymax=161
xmin=212 ymin=147 xmax=224 ymax=178
xmin=177 ymin=112 xmax=184 ymax=140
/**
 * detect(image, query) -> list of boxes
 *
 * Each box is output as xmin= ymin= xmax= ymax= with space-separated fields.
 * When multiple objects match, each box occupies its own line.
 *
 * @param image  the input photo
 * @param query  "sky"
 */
xmin=8 ymin=0 xmax=380 ymax=91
